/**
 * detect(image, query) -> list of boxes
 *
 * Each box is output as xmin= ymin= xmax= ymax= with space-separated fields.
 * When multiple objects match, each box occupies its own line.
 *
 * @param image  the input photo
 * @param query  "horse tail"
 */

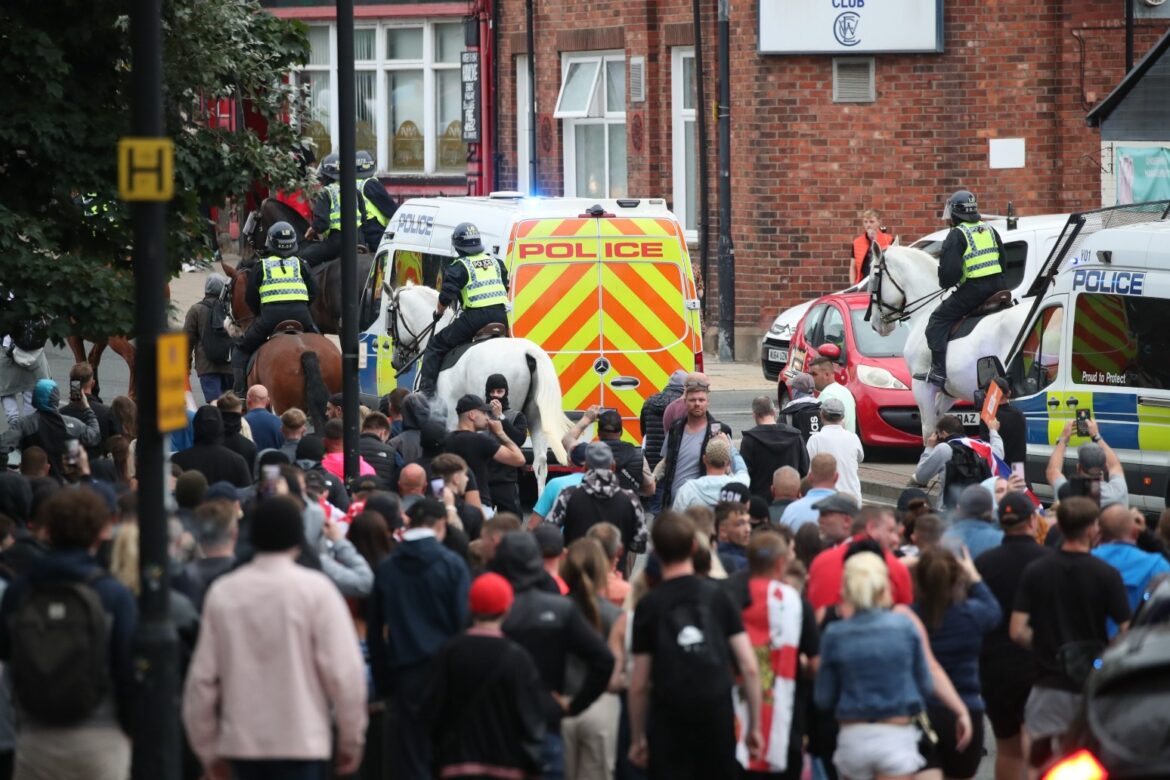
xmin=301 ymin=349 xmax=330 ymax=433
xmin=525 ymin=344 xmax=572 ymax=466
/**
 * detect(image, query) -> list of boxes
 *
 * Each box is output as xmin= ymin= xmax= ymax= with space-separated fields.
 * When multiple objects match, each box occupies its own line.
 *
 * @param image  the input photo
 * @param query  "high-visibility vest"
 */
xmin=458 ymin=253 xmax=509 ymax=309
xmin=958 ymin=222 xmax=1003 ymax=283
xmin=325 ymin=183 xmax=363 ymax=235
xmin=258 ymin=255 xmax=310 ymax=305
xmin=359 ymin=178 xmax=389 ymax=227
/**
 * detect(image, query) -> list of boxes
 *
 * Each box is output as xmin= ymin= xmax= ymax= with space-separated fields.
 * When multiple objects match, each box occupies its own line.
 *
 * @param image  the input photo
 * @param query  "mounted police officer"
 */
xmin=300 ymin=152 xmax=364 ymax=268
xmin=356 ymin=150 xmax=397 ymax=252
xmin=924 ymin=189 xmax=1007 ymax=388
xmin=416 ymin=223 xmax=509 ymax=397
xmin=233 ymin=222 xmax=319 ymax=393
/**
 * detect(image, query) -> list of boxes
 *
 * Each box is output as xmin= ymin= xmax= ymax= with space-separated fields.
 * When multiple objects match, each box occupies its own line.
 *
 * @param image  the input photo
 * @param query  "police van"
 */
xmin=996 ymin=203 xmax=1170 ymax=512
xmin=357 ymin=194 xmax=703 ymax=440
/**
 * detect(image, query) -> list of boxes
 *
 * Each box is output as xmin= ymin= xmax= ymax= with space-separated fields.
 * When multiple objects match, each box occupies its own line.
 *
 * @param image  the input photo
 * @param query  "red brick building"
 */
xmin=493 ymin=0 xmax=1170 ymax=358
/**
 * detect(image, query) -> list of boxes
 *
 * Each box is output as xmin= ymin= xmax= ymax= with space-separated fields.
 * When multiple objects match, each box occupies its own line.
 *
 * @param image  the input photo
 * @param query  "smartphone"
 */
xmin=430 ymin=478 xmax=445 ymax=498
xmin=260 ymin=464 xmax=281 ymax=498
xmin=69 ymin=379 xmax=82 ymax=403
xmin=1011 ymin=462 xmax=1026 ymax=482
xmin=1075 ymin=408 xmax=1092 ymax=438
xmin=64 ymin=438 xmax=81 ymax=466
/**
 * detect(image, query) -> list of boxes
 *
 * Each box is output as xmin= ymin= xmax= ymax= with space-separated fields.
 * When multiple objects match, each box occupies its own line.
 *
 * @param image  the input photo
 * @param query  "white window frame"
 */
xmin=560 ymin=51 xmax=626 ymax=198
xmin=671 ymin=47 xmax=698 ymax=242
xmin=294 ymin=20 xmax=466 ymax=176
xmin=516 ymin=55 xmax=531 ymax=195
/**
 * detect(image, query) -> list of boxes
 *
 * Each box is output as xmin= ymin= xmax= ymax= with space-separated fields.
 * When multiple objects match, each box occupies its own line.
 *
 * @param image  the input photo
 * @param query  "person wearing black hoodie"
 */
xmin=640 ymin=370 xmax=686 ymax=472
xmin=491 ymin=531 xmax=615 ymax=779
xmin=484 ymin=374 xmax=528 ymax=515
xmin=389 ymin=392 xmax=433 ymax=467
xmin=368 ymin=498 xmax=470 ymax=780
xmin=216 ymin=392 xmax=257 ymax=471
xmin=0 ymin=379 xmax=101 ymax=481
xmin=172 ymin=406 xmax=252 ymax=488
xmin=740 ymin=396 xmax=809 ymax=501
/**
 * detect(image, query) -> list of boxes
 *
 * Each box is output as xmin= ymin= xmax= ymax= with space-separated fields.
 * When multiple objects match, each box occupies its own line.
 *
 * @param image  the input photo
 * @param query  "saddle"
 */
xmin=439 ymin=325 xmax=510 ymax=372
xmin=948 ymin=290 xmax=1015 ymax=338
xmin=273 ymin=320 xmax=306 ymax=335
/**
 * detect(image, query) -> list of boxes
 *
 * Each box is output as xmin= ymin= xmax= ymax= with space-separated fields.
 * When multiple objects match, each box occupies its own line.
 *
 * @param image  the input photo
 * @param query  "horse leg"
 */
xmin=106 ymin=337 xmax=137 ymax=399
xmin=66 ymin=335 xmax=87 ymax=366
xmin=913 ymin=379 xmax=940 ymax=445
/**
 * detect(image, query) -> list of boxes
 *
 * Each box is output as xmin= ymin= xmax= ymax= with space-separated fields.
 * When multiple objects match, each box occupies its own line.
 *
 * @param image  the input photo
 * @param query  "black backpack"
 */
xmin=8 ymin=570 xmax=112 ymax=726
xmin=945 ymin=441 xmax=992 ymax=503
xmin=651 ymin=591 xmax=731 ymax=710
xmin=8 ymin=316 xmax=48 ymax=355
xmin=201 ymin=297 xmax=235 ymax=363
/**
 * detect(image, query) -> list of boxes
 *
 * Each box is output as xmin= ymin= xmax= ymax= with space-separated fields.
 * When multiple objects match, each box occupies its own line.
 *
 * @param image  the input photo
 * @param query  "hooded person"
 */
xmin=171 ymin=406 xmax=252 ymax=488
xmin=484 ymin=374 xmax=529 ymax=515
xmin=0 ymin=317 xmax=51 ymax=423
xmin=388 ymin=392 xmax=432 ymax=466
xmin=778 ymin=372 xmax=822 ymax=444
xmin=640 ymin=369 xmax=687 ymax=471
xmin=545 ymin=442 xmax=648 ymax=559
xmin=183 ymin=272 xmax=234 ymax=404
xmin=739 ymin=395 xmax=809 ymax=500
xmin=0 ymin=379 xmax=100 ymax=480
xmin=216 ymin=394 xmax=257 ymax=471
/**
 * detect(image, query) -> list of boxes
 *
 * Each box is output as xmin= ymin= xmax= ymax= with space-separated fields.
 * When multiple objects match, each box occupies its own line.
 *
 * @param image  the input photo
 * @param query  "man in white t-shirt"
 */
xmin=808 ymin=356 xmax=856 ymax=434
xmin=805 ymin=398 xmax=864 ymax=500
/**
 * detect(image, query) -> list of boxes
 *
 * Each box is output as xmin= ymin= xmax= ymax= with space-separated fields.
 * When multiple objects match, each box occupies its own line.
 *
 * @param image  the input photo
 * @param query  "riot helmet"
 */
xmin=266 ymin=221 xmax=298 ymax=258
xmin=318 ymin=152 xmax=341 ymax=183
xmin=944 ymin=189 xmax=980 ymax=224
xmin=356 ymin=150 xmax=376 ymax=178
xmin=451 ymin=222 xmax=484 ymax=256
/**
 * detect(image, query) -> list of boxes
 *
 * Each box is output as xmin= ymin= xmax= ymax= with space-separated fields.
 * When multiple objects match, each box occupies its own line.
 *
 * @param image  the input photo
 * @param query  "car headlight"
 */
xmin=769 ymin=322 xmax=791 ymax=337
xmin=856 ymin=364 xmax=909 ymax=390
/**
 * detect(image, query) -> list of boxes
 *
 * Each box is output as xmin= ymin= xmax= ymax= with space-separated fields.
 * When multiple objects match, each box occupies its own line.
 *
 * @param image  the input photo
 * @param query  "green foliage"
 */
xmin=0 ymin=0 xmax=310 ymax=341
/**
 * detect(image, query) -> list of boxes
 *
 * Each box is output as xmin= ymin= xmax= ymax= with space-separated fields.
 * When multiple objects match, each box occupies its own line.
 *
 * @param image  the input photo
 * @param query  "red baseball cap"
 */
xmin=469 ymin=572 xmax=514 ymax=617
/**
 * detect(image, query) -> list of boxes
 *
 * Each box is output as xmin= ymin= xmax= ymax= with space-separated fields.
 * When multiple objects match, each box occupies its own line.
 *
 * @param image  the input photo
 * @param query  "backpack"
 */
xmin=944 ymin=441 xmax=992 ymax=502
xmin=781 ymin=401 xmax=821 ymax=444
xmin=7 ymin=570 xmax=112 ymax=726
xmin=651 ymin=590 xmax=731 ymax=710
xmin=200 ymin=297 xmax=235 ymax=363
xmin=10 ymin=316 xmax=48 ymax=353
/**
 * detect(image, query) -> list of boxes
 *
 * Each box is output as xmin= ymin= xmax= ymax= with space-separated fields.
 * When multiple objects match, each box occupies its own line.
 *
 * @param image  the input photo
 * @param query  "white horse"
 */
xmin=387 ymin=283 xmax=574 ymax=490
xmin=868 ymin=245 xmax=1030 ymax=441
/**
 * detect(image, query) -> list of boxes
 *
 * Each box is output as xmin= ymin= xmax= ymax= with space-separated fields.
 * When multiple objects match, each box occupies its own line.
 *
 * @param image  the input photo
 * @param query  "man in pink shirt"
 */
xmin=183 ymin=496 xmax=368 ymax=779
xmin=321 ymin=418 xmax=375 ymax=481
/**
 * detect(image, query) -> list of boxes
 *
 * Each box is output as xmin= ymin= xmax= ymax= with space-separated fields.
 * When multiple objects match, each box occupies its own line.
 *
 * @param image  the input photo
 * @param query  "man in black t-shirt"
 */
xmin=1010 ymin=496 xmax=1131 ymax=770
xmin=628 ymin=512 xmax=763 ymax=778
xmin=443 ymin=394 xmax=525 ymax=511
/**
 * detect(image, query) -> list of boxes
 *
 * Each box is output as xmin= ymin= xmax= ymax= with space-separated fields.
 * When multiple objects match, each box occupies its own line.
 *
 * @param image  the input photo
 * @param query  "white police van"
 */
xmin=997 ymin=203 xmax=1170 ymax=512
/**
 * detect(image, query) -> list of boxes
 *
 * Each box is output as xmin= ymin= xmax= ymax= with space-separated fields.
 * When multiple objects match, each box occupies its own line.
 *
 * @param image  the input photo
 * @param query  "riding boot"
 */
xmin=927 ymin=351 xmax=948 ymax=389
xmin=232 ymin=365 xmax=248 ymax=396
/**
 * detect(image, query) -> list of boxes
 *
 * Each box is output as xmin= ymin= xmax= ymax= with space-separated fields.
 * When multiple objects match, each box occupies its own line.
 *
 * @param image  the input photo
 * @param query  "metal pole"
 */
xmin=693 ymin=0 xmax=710 ymax=317
xmin=1125 ymin=0 xmax=1134 ymax=72
xmin=716 ymin=0 xmax=735 ymax=360
xmin=526 ymin=0 xmax=538 ymax=194
xmin=338 ymin=0 xmax=360 ymax=482
xmin=129 ymin=0 xmax=179 ymax=775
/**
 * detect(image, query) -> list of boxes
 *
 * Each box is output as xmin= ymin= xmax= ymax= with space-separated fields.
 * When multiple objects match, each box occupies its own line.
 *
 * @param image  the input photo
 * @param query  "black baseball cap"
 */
xmin=455 ymin=394 xmax=492 ymax=416
xmin=998 ymin=491 xmax=1037 ymax=527
xmin=597 ymin=409 xmax=623 ymax=434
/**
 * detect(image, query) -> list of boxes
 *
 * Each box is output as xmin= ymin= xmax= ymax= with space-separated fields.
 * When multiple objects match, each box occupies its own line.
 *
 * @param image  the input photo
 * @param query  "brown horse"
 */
xmin=65 ymin=335 xmax=137 ymax=401
xmin=248 ymin=327 xmax=340 ymax=431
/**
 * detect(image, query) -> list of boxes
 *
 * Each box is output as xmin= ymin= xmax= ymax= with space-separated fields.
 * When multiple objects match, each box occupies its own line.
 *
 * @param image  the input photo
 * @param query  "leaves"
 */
xmin=0 ymin=0 xmax=311 ymax=341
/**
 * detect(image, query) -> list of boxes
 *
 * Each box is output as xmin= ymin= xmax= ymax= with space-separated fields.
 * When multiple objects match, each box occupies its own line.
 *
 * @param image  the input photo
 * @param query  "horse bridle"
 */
xmin=865 ymin=250 xmax=948 ymax=325
xmin=221 ymin=276 xmax=254 ymax=329
xmin=385 ymin=285 xmax=444 ymax=373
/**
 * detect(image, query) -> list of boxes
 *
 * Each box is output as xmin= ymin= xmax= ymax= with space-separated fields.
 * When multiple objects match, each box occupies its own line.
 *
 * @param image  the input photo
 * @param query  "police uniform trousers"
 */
xmin=418 ymin=304 xmax=508 ymax=393
xmin=924 ymin=275 xmax=1007 ymax=358
xmin=298 ymin=233 xmax=342 ymax=268
xmin=233 ymin=303 xmax=319 ymax=390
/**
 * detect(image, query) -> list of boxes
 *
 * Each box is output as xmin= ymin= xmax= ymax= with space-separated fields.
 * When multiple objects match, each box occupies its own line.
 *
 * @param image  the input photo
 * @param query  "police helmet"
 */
xmin=266 ymin=221 xmax=298 ymax=257
xmin=451 ymin=222 xmax=484 ymax=256
xmin=944 ymin=189 xmax=980 ymax=223
xmin=318 ymin=152 xmax=341 ymax=183
xmin=356 ymin=150 xmax=376 ymax=178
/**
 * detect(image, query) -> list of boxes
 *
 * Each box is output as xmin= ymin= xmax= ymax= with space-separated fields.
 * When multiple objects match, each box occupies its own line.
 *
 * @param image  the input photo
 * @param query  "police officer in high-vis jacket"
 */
xmin=356 ymin=150 xmax=398 ymax=252
xmin=300 ymin=152 xmax=364 ymax=268
xmin=233 ymin=222 xmax=320 ymax=393
xmin=924 ymin=189 xmax=1007 ymax=388
xmin=416 ymin=223 xmax=509 ymax=397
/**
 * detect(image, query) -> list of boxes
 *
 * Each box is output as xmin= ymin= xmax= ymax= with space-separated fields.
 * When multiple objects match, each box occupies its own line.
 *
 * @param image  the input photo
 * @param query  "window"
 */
xmin=672 ymin=47 xmax=698 ymax=237
xmin=557 ymin=52 xmax=626 ymax=198
xmin=850 ymin=310 xmax=909 ymax=357
xmin=1009 ymin=303 xmax=1064 ymax=397
xmin=295 ymin=21 xmax=467 ymax=176
xmin=801 ymin=304 xmax=828 ymax=348
xmin=1001 ymin=241 xmax=1028 ymax=290
xmin=516 ymin=55 xmax=531 ymax=194
xmin=820 ymin=306 xmax=846 ymax=356
xmin=1072 ymin=293 xmax=1168 ymax=389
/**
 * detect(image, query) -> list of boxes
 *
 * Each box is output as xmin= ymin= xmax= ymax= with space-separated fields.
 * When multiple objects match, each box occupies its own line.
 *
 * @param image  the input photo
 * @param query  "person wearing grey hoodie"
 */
xmin=183 ymin=273 xmax=234 ymax=404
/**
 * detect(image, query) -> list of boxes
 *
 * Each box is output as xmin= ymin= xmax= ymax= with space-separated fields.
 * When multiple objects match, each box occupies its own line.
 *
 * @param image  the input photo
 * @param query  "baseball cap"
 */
xmin=998 ymin=491 xmax=1036 ymax=527
xmin=597 ymin=409 xmax=623 ymax=434
xmin=820 ymin=397 xmax=846 ymax=419
xmin=532 ymin=524 xmax=565 ymax=558
xmin=585 ymin=441 xmax=615 ymax=470
xmin=788 ymin=372 xmax=815 ymax=395
xmin=469 ymin=572 xmax=514 ymax=616
xmin=812 ymin=493 xmax=858 ymax=517
xmin=748 ymin=495 xmax=770 ymax=523
xmin=896 ymin=487 xmax=931 ymax=513
xmin=1077 ymin=443 xmax=1107 ymax=475
xmin=569 ymin=442 xmax=588 ymax=467
xmin=455 ymin=394 xmax=492 ymax=416
xmin=205 ymin=481 xmax=240 ymax=503
xmin=718 ymin=481 xmax=751 ymax=506
xmin=957 ymin=483 xmax=994 ymax=519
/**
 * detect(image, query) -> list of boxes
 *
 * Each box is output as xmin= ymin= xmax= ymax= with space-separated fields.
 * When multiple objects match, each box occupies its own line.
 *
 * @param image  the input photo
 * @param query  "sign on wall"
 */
xmin=461 ymin=52 xmax=480 ymax=143
xmin=1117 ymin=147 xmax=1170 ymax=204
xmin=759 ymin=0 xmax=943 ymax=54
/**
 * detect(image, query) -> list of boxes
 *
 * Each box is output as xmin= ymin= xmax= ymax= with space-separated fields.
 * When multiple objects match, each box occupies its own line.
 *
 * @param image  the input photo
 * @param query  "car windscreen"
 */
xmin=850 ymin=310 xmax=910 ymax=357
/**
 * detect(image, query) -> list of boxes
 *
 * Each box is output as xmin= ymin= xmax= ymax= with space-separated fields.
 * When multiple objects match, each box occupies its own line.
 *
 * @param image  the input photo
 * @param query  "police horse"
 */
xmin=867 ymin=245 xmax=1029 ymax=442
xmin=387 ymin=283 xmax=574 ymax=490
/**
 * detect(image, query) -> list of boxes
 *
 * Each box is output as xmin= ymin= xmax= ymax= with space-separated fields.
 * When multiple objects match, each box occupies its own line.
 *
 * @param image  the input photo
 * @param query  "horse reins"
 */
xmin=386 ymin=285 xmax=444 ymax=373
xmin=222 ymin=276 xmax=255 ymax=330
xmin=865 ymin=254 xmax=948 ymax=325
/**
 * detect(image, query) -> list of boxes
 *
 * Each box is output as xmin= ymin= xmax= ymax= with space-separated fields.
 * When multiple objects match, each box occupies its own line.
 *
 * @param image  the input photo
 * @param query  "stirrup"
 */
xmin=926 ymin=369 xmax=948 ymax=389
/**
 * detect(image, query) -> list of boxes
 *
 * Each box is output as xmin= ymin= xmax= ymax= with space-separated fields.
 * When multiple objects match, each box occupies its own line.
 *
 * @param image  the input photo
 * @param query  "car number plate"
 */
xmin=768 ymin=348 xmax=788 ymax=363
xmin=957 ymin=412 xmax=980 ymax=426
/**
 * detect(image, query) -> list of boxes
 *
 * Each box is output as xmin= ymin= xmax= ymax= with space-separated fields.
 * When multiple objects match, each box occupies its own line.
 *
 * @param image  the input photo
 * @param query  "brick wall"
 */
xmin=496 ymin=0 xmax=1168 ymax=353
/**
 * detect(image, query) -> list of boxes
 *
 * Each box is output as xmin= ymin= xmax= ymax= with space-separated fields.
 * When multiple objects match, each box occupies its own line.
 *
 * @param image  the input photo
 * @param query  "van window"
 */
xmin=1071 ymin=293 xmax=1169 ymax=389
xmin=358 ymin=255 xmax=386 ymax=332
xmin=1009 ymin=304 xmax=1063 ymax=397
xmin=390 ymin=250 xmax=447 ymax=290
xmin=820 ymin=306 xmax=846 ymax=358
xmin=1001 ymin=241 xmax=1027 ymax=290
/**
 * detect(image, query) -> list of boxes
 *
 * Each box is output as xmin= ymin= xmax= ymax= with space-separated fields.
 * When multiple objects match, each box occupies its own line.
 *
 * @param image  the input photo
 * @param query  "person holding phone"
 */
xmin=1044 ymin=419 xmax=1128 ymax=508
xmin=0 ymin=378 xmax=100 ymax=480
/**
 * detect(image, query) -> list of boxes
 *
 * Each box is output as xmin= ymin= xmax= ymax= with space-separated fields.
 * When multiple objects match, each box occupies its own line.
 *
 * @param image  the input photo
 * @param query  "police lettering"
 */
xmin=397 ymin=213 xmax=435 ymax=236
xmin=1071 ymin=269 xmax=1146 ymax=296
xmin=832 ymin=0 xmax=864 ymax=6
xmin=517 ymin=241 xmax=666 ymax=260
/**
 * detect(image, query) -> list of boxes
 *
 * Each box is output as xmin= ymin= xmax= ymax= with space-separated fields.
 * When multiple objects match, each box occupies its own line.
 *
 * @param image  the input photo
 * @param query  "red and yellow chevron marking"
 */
xmin=393 ymin=250 xmax=424 ymax=287
xmin=1072 ymin=293 xmax=1135 ymax=380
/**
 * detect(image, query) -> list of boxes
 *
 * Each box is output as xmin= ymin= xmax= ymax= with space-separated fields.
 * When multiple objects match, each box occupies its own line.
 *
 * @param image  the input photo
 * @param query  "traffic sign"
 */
xmin=118 ymin=137 xmax=174 ymax=201
xmin=157 ymin=331 xmax=189 ymax=432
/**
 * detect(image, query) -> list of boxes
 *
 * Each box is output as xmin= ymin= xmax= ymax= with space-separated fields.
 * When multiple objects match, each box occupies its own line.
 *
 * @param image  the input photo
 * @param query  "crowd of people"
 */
xmin=0 ymin=357 xmax=1167 ymax=780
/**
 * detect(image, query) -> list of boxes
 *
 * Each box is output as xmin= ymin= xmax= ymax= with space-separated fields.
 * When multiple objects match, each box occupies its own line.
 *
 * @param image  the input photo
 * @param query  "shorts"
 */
xmin=1024 ymin=686 xmax=1082 ymax=741
xmin=921 ymin=705 xmax=986 ymax=779
xmin=983 ymin=669 xmax=1035 ymax=740
xmin=833 ymin=723 xmax=924 ymax=780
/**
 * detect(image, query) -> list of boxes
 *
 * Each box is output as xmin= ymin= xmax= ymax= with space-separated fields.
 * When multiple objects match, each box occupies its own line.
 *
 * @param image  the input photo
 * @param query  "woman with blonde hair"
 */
xmin=815 ymin=551 xmax=932 ymax=780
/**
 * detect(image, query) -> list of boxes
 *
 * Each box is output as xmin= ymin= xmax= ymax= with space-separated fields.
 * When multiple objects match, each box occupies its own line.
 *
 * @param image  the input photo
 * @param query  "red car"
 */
xmin=777 ymin=292 xmax=978 ymax=448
